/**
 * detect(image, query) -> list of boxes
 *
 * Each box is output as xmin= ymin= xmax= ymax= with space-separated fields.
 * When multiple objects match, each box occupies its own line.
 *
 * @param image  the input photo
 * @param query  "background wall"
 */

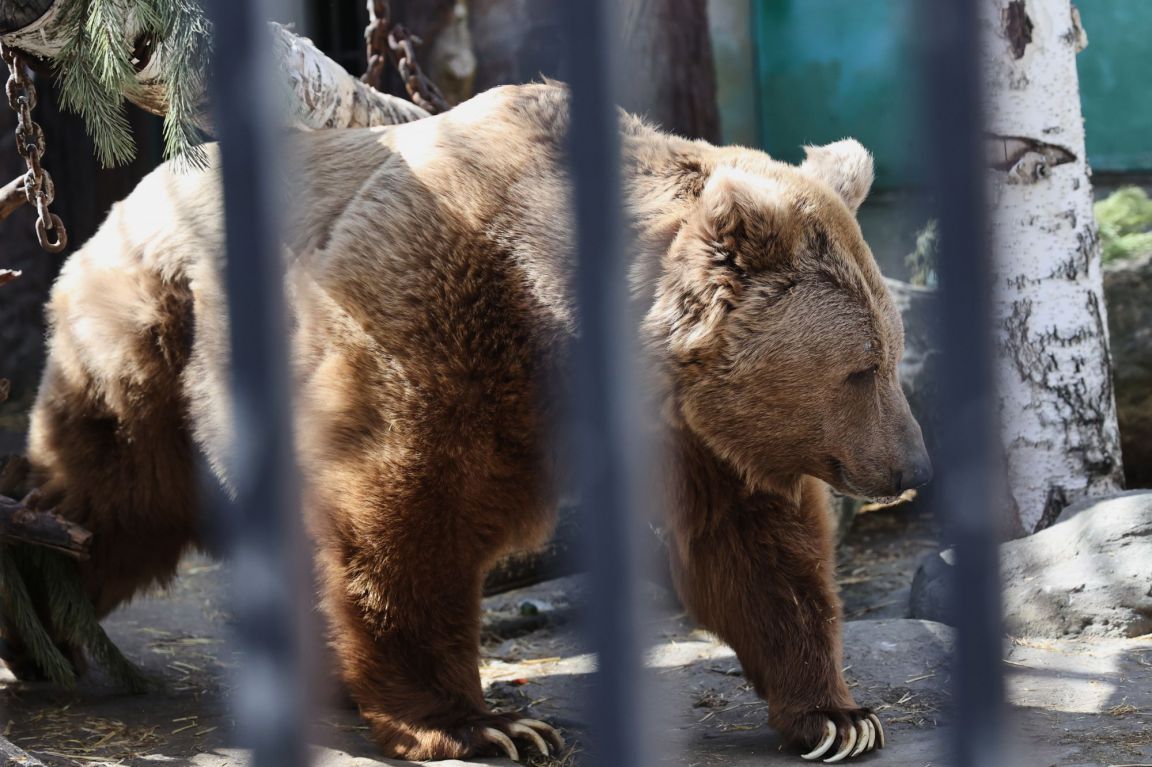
xmin=734 ymin=0 xmax=1151 ymax=187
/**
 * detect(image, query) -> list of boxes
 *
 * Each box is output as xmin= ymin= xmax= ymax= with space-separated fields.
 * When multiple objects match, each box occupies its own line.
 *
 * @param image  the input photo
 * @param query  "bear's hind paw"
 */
xmin=797 ymin=709 xmax=884 ymax=762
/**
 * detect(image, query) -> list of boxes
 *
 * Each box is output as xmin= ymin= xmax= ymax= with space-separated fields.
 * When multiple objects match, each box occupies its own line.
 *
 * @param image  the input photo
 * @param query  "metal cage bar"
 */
xmin=919 ymin=1 xmax=1007 ymax=765
xmin=560 ymin=2 xmax=651 ymax=766
xmin=203 ymin=1 xmax=308 ymax=765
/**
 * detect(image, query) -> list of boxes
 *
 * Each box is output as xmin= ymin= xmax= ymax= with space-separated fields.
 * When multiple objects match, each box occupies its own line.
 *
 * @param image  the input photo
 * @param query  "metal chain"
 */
xmin=388 ymin=24 xmax=450 ymax=115
xmin=363 ymin=0 xmax=450 ymax=115
xmin=363 ymin=0 xmax=392 ymax=94
xmin=1 ymin=42 xmax=66 ymax=253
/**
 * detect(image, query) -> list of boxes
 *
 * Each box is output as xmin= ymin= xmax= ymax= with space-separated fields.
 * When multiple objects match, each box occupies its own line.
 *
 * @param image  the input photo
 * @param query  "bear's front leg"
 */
xmin=667 ymin=474 xmax=883 ymax=762
xmin=311 ymin=484 xmax=563 ymax=763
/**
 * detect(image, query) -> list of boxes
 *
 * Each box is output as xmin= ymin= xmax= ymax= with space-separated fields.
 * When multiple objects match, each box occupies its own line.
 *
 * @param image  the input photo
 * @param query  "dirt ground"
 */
xmin=2 ymin=503 xmax=1151 ymax=767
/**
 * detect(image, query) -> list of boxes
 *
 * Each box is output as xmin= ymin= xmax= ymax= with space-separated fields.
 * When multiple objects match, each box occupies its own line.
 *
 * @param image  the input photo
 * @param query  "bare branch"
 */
xmin=0 ymin=175 xmax=26 ymax=222
xmin=0 ymin=492 xmax=92 ymax=559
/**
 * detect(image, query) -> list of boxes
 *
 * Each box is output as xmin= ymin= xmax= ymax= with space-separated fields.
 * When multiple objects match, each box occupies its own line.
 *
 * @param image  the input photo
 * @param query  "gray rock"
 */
xmin=1103 ymin=252 xmax=1152 ymax=487
xmin=909 ymin=548 xmax=955 ymax=625
xmin=886 ymin=278 xmax=939 ymax=450
xmin=884 ymin=265 xmax=1152 ymax=490
xmin=911 ymin=491 xmax=1152 ymax=638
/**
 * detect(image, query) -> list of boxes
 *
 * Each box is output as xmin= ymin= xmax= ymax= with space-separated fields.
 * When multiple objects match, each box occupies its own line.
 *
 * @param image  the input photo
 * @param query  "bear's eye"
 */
xmin=845 ymin=365 xmax=879 ymax=384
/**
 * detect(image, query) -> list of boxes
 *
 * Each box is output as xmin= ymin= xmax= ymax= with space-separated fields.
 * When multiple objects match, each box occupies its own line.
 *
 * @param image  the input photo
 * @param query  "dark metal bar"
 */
xmin=559 ymin=2 xmax=649 ymax=766
xmin=919 ymin=1 xmax=1006 ymax=766
xmin=202 ymin=1 xmax=307 ymax=766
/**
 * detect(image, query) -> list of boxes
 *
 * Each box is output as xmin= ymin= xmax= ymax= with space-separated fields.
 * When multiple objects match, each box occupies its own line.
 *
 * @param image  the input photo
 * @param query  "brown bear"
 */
xmin=20 ymin=82 xmax=930 ymax=762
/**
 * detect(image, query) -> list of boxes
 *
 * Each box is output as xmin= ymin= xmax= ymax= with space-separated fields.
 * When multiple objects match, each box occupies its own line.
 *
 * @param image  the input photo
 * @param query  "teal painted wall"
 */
xmin=752 ymin=0 xmax=918 ymax=187
xmin=747 ymin=0 xmax=1152 ymax=186
xmin=1076 ymin=1 xmax=1152 ymax=172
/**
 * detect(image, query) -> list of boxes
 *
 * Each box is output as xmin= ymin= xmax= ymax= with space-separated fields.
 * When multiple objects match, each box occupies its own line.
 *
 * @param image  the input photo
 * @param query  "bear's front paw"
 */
xmin=788 ymin=708 xmax=884 ymax=763
xmin=473 ymin=716 xmax=565 ymax=762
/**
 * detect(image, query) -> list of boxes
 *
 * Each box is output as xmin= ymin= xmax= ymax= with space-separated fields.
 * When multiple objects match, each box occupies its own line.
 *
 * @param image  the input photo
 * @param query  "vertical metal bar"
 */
xmin=919 ymin=1 xmax=1006 ymax=766
xmin=202 ymin=2 xmax=307 ymax=766
xmin=559 ymin=2 xmax=648 ymax=766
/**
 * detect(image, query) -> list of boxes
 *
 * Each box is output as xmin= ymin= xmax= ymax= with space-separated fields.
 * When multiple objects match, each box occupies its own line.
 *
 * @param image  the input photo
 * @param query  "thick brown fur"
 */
xmin=20 ymin=83 xmax=929 ymax=759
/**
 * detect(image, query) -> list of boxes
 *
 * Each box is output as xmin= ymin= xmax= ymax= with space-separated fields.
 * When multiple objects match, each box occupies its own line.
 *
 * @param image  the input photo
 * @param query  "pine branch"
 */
xmin=1 ymin=1 xmax=427 ymax=168
xmin=0 ymin=547 xmax=76 ymax=686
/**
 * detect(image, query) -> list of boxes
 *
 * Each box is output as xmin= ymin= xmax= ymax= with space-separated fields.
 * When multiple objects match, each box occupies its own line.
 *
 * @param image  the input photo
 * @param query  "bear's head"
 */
xmin=646 ymin=139 xmax=931 ymax=501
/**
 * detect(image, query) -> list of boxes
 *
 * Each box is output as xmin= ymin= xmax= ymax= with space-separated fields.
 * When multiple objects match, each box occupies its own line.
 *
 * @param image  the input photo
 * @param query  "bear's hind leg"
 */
xmin=24 ymin=272 xmax=201 ymax=619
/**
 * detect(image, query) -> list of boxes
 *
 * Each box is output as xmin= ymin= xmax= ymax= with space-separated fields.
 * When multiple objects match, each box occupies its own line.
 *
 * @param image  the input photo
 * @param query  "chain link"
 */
xmin=1 ymin=42 xmax=66 ymax=253
xmin=363 ymin=0 xmax=450 ymax=115
xmin=363 ymin=0 xmax=392 ymax=94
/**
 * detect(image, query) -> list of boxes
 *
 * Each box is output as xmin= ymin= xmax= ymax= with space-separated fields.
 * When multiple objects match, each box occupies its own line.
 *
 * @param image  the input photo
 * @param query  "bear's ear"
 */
xmin=800 ymin=139 xmax=874 ymax=212
xmin=647 ymin=169 xmax=795 ymax=360
xmin=697 ymin=166 xmax=796 ymax=269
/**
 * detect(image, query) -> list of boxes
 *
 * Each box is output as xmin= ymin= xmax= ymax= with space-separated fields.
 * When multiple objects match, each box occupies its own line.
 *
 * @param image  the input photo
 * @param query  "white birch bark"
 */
xmin=981 ymin=0 xmax=1123 ymax=532
xmin=0 ymin=5 xmax=428 ymax=130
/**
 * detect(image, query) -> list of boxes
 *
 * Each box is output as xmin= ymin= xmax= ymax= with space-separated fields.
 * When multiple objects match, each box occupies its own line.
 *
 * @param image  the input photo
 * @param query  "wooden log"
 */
xmin=0 ymin=0 xmax=52 ymax=35
xmin=0 ymin=733 xmax=47 ymax=766
xmin=483 ymin=503 xmax=580 ymax=596
xmin=0 ymin=492 xmax=91 ymax=559
xmin=0 ymin=175 xmax=25 ymax=223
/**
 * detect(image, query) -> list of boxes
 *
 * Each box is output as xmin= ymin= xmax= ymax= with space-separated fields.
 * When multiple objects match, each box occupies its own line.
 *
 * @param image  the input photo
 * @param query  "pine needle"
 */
xmin=1 ymin=544 xmax=149 ymax=692
xmin=50 ymin=0 xmax=213 ymax=167
xmin=0 ymin=545 xmax=76 ymax=686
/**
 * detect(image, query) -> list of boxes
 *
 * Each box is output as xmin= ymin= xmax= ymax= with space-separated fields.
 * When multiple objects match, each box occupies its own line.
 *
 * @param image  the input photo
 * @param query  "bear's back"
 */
xmin=34 ymin=83 xmax=586 ymax=494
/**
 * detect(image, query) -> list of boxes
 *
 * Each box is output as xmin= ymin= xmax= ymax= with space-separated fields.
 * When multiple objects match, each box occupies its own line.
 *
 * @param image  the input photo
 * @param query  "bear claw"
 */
xmin=800 ymin=711 xmax=884 ymax=762
xmin=516 ymin=717 xmax=565 ymax=752
xmin=823 ymin=719 xmax=857 ymax=763
xmin=481 ymin=727 xmax=519 ymax=761
xmin=849 ymin=719 xmax=870 ymax=757
xmin=801 ymin=721 xmax=838 ymax=760
xmin=478 ymin=717 xmax=564 ymax=762
xmin=868 ymin=713 xmax=885 ymax=749
xmin=508 ymin=722 xmax=550 ymax=757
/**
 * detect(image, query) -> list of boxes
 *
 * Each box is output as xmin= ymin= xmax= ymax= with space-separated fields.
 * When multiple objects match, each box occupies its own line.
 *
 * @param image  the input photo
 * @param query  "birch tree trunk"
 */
xmin=982 ymin=0 xmax=1124 ymax=532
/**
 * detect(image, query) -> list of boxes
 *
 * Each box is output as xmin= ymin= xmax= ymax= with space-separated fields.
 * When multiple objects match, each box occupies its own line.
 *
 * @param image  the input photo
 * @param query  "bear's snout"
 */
xmin=889 ymin=423 xmax=933 ymax=495
xmin=891 ymin=452 xmax=933 ymax=494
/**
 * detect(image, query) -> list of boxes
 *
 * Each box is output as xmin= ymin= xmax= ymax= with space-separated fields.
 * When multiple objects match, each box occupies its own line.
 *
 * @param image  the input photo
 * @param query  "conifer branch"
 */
xmin=1 ymin=1 xmax=427 ymax=167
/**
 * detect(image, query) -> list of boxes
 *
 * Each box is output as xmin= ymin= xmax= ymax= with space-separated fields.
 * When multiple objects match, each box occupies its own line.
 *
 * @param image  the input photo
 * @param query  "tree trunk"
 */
xmin=620 ymin=0 xmax=720 ymax=141
xmin=982 ymin=0 xmax=1124 ymax=532
xmin=468 ymin=0 xmax=719 ymax=141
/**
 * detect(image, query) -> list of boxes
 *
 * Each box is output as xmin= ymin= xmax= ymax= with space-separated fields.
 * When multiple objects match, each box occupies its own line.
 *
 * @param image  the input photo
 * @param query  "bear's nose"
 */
xmin=893 ymin=455 xmax=933 ymax=493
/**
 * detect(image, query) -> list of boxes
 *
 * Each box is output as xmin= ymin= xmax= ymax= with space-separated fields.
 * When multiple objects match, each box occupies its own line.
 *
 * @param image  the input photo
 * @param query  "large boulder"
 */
xmin=886 ymin=278 xmax=939 ymax=447
xmin=1103 ymin=252 xmax=1152 ymax=487
xmin=883 ymin=263 xmax=1151 ymax=489
xmin=911 ymin=491 xmax=1152 ymax=638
